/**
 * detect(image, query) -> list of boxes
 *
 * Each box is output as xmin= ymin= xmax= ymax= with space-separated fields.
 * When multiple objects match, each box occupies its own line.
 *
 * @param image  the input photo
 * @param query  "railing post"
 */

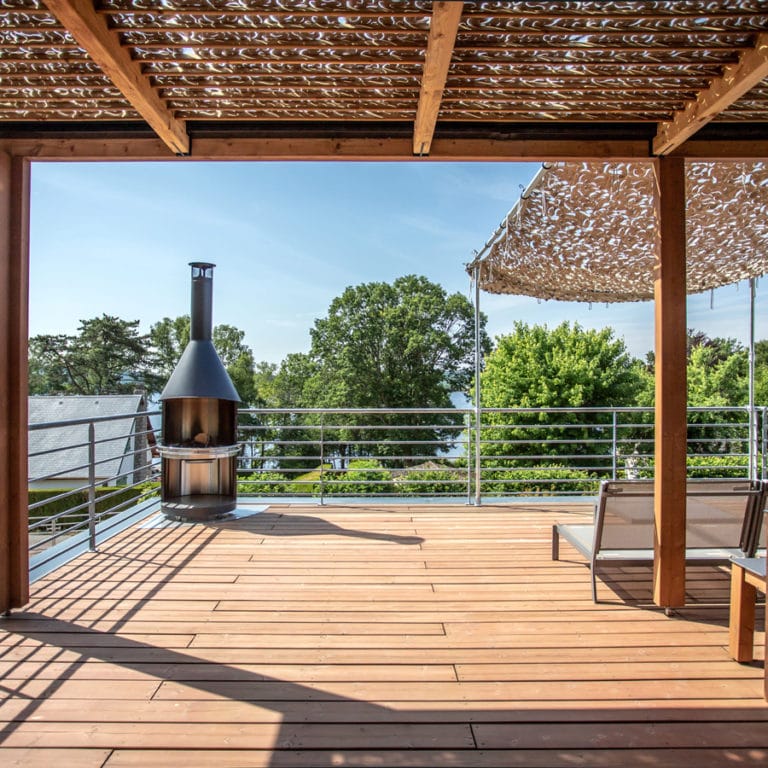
xmin=87 ymin=421 xmax=97 ymax=551
xmin=319 ymin=422 xmax=325 ymax=506
xmin=762 ymin=407 xmax=767 ymax=481
xmin=749 ymin=278 xmax=757 ymax=482
xmin=465 ymin=410 xmax=472 ymax=505
xmin=611 ymin=410 xmax=618 ymax=481
xmin=473 ymin=263 xmax=482 ymax=507
xmin=474 ymin=407 xmax=482 ymax=506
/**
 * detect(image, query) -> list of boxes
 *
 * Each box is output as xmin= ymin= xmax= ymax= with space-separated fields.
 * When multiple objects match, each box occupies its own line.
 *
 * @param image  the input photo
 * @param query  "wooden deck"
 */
xmin=1 ymin=503 xmax=766 ymax=767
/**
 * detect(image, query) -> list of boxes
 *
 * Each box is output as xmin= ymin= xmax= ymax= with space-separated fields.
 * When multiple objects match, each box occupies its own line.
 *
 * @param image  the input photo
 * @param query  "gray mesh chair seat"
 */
xmin=552 ymin=479 xmax=765 ymax=602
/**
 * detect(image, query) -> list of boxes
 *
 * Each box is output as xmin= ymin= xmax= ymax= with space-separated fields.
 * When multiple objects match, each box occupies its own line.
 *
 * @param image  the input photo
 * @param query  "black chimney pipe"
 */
xmin=190 ymin=262 xmax=214 ymax=341
xmin=159 ymin=263 xmax=240 ymax=402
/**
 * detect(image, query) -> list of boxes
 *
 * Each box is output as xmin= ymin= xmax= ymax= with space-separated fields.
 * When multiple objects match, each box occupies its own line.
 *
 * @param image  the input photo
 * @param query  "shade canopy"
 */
xmin=469 ymin=160 xmax=768 ymax=302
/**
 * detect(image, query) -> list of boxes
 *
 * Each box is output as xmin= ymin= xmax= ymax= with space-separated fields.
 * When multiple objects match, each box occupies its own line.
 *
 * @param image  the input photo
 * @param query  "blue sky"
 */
xmin=29 ymin=161 xmax=766 ymax=365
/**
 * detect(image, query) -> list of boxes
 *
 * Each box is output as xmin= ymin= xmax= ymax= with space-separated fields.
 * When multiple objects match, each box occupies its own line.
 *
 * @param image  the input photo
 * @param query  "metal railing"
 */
xmin=236 ymin=406 xmax=765 ymax=504
xmin=28 ymin=409 xmax=161 ymax=562
xmin=26 ymin=404 xmax=765 ymax=559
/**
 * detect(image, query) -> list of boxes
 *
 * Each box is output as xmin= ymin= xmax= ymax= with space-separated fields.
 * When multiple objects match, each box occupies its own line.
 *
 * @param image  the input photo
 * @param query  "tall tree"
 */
xmin=147 ymin=315 xmax=190 ymax=382
xmin=309 ymin=275 xmax=487 ymax=408
xmin=273 ymin=275 xmax=487 ymax=465
xmin=29 ymin=315 xmax=152 ymax=395
xmin=479 ymin=321 xmax=644 ymax=469
xmin=481 ymin=321 xmax=642 ymax=410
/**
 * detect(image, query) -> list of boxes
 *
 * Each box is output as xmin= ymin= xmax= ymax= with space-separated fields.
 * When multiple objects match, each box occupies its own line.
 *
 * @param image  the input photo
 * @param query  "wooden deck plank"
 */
xmin=0 ymin=616 xmax=739 ymax=635
xmin=0 ymin=503 xmax=764 ymax=765
xmin=100 ymin=748 xmax=768 ymax=768
xmin=4 ymin=696 xmax=768 ymax=723
xmin=0 ymin=721 xmax=476 ymax=749
xmin=0 ymin=749 xmax=112 ymax=768
xmin=0 ymin=643 xmax=751 ymax=666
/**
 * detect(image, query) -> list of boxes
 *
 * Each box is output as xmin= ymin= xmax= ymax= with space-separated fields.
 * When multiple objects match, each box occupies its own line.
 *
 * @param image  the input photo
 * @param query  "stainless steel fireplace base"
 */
xmin=159 ymin=442 xmax=241 ymax=522
xmin=162 ymin=494 xmax=237 ymax=521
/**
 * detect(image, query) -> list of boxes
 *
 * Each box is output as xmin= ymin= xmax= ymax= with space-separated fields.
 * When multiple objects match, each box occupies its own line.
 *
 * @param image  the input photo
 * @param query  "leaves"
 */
xmin=307 ymin=275 xmax=487 ymax=409
xmin=30 ymin=313 xmax=259 ymax=403
xmin=481 ymin=321 xmax=642 ymax=410
xmin=29 ymin=315 xmax=151 ymax=395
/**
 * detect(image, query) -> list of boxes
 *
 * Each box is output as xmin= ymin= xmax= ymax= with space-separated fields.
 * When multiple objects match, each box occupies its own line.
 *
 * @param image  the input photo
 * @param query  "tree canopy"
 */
xmin=29 ymin=315 xmax=153 ymax=395
xmin=307 ymin=275 xmax=488 ymax=409
xmin=481 ymin=321 xmax=643 ymax=409
xmin=30 ymin=313 xmax=258 ymax=404
xmin=478 ymin=321 xmax=645 ymax=472
xmin=257 ymin=275 xmax=488 ymax=467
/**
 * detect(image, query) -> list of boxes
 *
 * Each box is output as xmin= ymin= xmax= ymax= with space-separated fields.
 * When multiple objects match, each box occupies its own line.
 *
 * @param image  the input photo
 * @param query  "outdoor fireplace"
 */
xmin=159 ymin=263 xmax=241 ymax=521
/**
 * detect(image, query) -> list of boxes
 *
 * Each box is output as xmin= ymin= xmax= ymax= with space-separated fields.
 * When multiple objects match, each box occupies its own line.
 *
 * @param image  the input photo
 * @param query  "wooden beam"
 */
xmin=668 ymin=139 xmax=768 ymax=160
xmin=652 ymin=156 xmax=688 ymax=610
xmin=0 ymin=151 xmax=30 ymax=614
xmin=0 ymin=136 xmax=654 ymax=162
xmin=412 ymin=1 xmax=463 ymax=156
xmin=8 ymin=133 xmax=768 ymax=162
xmin=42 ymin=0 xmax=189 ymax=155
xmin=654 ymin=32 xmax=768 ymax=155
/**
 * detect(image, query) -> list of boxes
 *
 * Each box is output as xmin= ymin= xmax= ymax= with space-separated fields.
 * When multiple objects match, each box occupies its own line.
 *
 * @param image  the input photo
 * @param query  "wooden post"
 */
xmin=0 ymin=151 xmax=30 ymax=614
xmin=652 ymin=156 xmax=687 ymax=609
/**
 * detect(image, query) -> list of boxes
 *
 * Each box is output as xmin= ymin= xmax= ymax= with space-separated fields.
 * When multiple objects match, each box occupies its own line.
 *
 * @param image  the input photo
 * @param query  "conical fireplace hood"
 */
xmin=160 ymin=263 xmax=241 ymax=402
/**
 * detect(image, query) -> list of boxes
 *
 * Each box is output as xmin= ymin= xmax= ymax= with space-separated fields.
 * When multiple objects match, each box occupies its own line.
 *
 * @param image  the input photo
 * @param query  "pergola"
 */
xmin=2 ymin=2 xmax=768 ymax=624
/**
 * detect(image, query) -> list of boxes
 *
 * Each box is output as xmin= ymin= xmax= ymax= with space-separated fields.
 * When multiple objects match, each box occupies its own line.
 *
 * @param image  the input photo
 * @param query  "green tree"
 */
xmin=479 ymin=321 xmax=644 ymax=473
xmin=755 ymin=340 xmax=768 ymax=405
xmin=687 ymin=343 xmax=747 ymax=407
xmin=147 ymin=315 xmax=190 ymax=382
xmin=29 ymin=315 xmax=152 ymax=395
xmin=300 ymin=275 xmax=488 ymax=465
xmin=309 ymin=275 xmax=487 ymax=409
xmin=271 ymin=353 xmax=320 ymax=409
xmin=213 ymin=324 xmax=257 ymax=406
xmin=481 ymin=322 xmax=642 ymax=410
xmin=643 ymin=330 xmax=750 ymax=407
xmin=685 ymin=336 xmax=748 ymax=458
xmin=252 ymin=361 xmax=278 ymax=407
xmin=249 ymin=353 xmax=322 ymax=473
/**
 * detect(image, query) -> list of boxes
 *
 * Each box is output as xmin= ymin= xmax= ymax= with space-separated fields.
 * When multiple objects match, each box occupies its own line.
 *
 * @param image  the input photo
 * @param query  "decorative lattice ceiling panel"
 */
xmin=0 ymin=1 xmax=766 ymax=155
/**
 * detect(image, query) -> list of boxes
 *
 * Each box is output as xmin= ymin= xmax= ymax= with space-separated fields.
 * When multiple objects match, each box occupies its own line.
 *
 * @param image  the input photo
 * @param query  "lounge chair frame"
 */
xmin=552 ymin=479 xmax=765 ymax=603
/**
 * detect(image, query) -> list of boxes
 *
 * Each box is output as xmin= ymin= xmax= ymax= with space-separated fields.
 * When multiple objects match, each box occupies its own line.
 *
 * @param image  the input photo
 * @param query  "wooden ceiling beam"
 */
xmin=42 ymin=0 xmax=189 ymax=155
xmin=0 ymin=135 xmax=650 ymax=162
xmin=412 ymin=1 xmax=463 ymax=156
xmin=653 ymin=31 xmax=768 ymax=155
xmin=5 ymin=134 xmax=768 ymax=161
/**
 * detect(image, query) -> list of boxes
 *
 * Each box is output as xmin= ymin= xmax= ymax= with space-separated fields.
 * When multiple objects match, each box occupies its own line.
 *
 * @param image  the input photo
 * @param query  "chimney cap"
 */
xmin=190 ymin=262 xmax=216 ymax=275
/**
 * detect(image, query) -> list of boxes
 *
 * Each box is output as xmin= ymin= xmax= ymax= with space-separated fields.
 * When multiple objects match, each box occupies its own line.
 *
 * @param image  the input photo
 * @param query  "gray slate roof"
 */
xmin=28 ymin=395 xmax=147 ymax=483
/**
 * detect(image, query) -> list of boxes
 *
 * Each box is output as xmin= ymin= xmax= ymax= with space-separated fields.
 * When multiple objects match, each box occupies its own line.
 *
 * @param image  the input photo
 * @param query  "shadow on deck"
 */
xmin=1 ymin=503 xmax=765 ymax=767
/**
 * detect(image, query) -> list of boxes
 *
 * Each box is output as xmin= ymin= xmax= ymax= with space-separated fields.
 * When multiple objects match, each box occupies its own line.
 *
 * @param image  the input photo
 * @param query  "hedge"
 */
xmin=29 ymin=483 xmax=159 ymax=530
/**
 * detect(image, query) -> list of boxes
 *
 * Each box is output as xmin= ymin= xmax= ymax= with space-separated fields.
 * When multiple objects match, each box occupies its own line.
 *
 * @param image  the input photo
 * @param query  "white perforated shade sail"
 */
xmin=471 ymin=161 xmax=768 ymax=302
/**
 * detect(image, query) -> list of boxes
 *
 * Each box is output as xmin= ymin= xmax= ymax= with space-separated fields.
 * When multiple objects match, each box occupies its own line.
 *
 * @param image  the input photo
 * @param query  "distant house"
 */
xmin=28 ymin=395 xmax=155 ymax=490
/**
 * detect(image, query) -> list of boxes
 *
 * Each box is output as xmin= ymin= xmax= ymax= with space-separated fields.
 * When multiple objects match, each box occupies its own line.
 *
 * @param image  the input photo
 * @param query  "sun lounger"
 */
xmin=728 ymin=556 xmax=766 ymax=663
xmin=552 ymin=479 xmax=765 ymax=602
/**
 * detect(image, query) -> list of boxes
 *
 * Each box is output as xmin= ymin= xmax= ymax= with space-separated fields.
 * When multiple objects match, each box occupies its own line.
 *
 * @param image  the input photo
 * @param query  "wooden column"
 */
xmin=652 ymin=156 xmax=687 ymax=609
xmin=0 ymin=151 xmax=30 ymax=614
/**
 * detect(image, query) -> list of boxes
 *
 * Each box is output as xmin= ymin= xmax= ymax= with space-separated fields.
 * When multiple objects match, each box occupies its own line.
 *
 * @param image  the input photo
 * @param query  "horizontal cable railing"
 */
xmin=237 ymin=406 xmax=764 ymax=504
xmin=238 ymin=407 xmax=471 ymax=502
xmin=26 ymin=404 xmax=764 ymax=554
xmin=28 ymin=410 xmax=162 ymax=557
